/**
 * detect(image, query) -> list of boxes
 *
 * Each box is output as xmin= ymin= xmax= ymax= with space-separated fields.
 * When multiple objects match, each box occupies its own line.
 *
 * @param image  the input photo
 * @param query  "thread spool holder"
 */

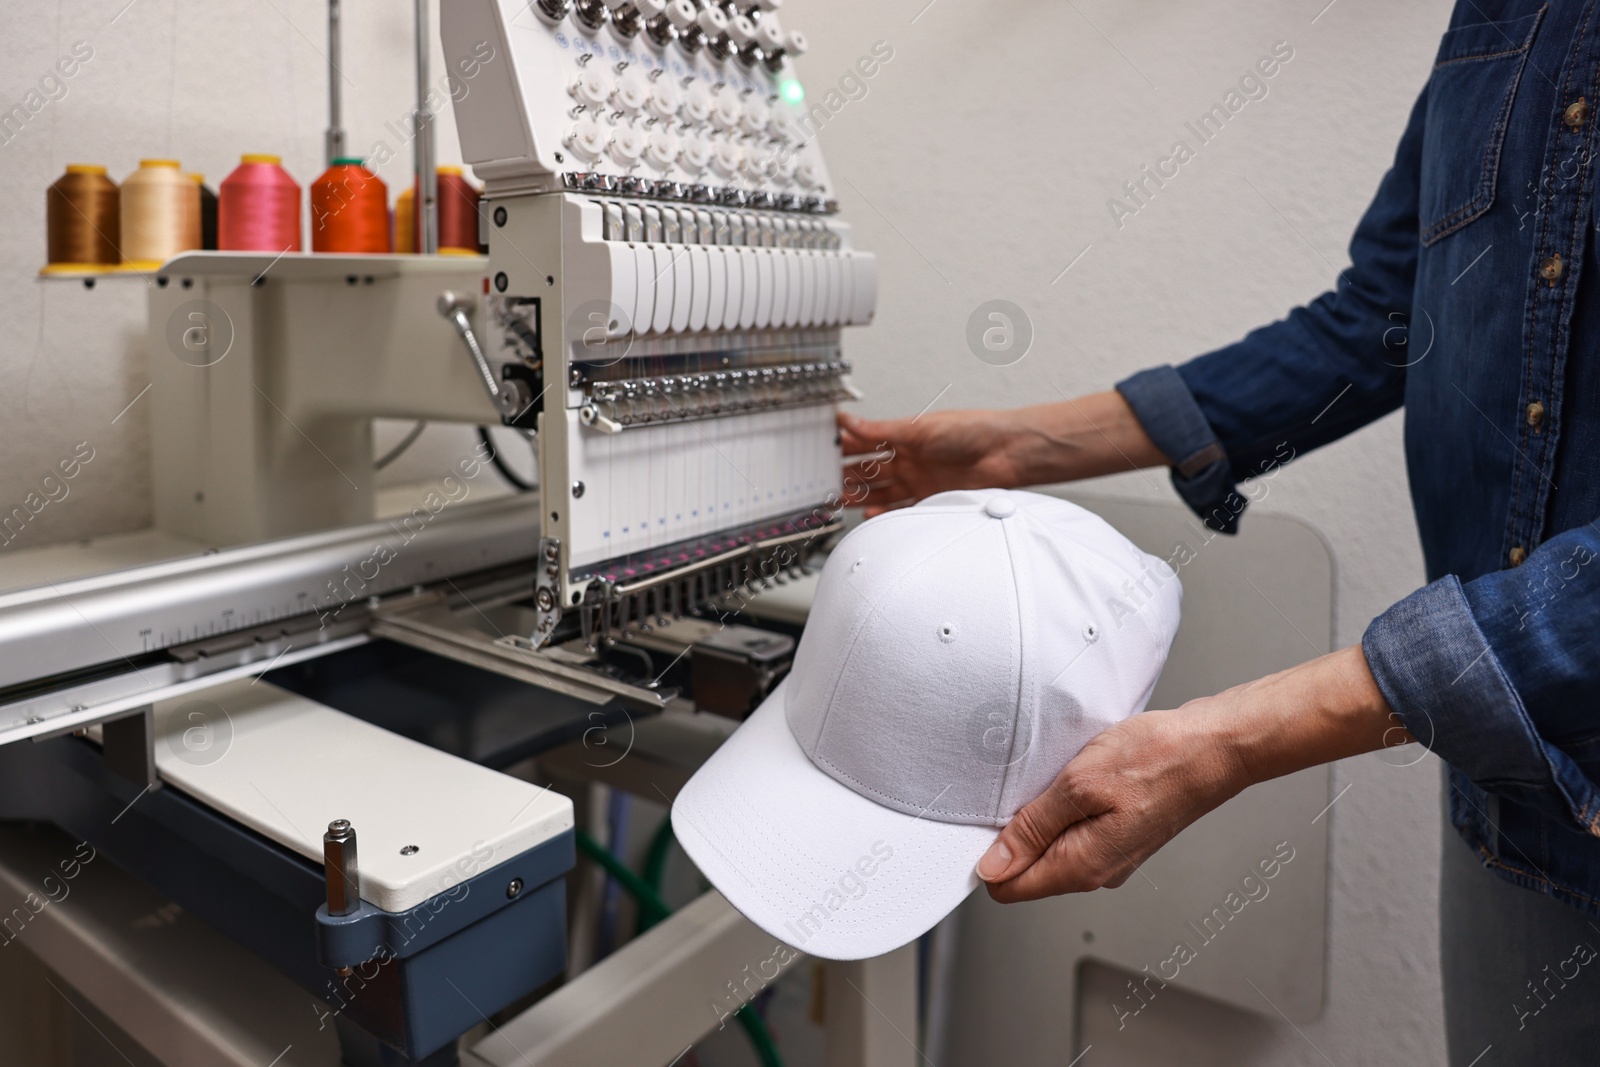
xmin=133 ymin=250 xmax=499 ymax=545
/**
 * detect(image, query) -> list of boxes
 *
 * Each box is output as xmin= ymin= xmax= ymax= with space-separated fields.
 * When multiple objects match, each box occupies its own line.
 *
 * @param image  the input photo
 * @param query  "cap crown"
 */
xmin=786 ymin=490 xmax=1181 ymax=827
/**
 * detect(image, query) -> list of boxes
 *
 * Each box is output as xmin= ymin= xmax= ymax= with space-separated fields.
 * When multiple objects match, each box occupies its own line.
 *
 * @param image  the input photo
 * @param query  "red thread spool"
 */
xmin=438 ymin=166 xmax=484 ymax=254
xmin=311 ymin=159 xmax=390 ymax=254
xmin=394 ymin=166 xmax=483 ymax=254
xmin=218 ymin=154 xmax=302 ymax=253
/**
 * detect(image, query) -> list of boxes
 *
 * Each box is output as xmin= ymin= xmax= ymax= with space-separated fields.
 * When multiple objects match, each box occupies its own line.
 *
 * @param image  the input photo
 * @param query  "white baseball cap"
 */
xmin=671 ymin=489 xmax=1182 ymax=960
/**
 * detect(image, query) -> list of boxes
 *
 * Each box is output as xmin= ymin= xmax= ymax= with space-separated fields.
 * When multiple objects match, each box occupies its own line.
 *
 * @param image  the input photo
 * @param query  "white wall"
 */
xmin=0 ymin=0 xmax=1450 ymax=1062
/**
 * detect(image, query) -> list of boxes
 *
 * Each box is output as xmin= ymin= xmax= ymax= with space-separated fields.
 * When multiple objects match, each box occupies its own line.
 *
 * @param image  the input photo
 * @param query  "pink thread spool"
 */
xmin=218 ymin=154 xmax=301 ymax=252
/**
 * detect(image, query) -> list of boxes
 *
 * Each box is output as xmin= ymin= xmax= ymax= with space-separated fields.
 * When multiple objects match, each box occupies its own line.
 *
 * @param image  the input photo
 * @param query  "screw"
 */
xmin=507 ymin=878 xmax=524 ymax=899
xmin=572 ymin=480 xmax=586 ymax=498
xmin=494 ymin=206 xmax=508 ymax=227
xmin=400 ymin=844 xmax=419 ymax=856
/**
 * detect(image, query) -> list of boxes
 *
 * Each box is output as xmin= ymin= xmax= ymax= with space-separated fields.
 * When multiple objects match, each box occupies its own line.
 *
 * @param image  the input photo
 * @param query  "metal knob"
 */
xmin=695 ymin=7 xmax=729 ymax=36
xmin=665 ymin=0 xmax=698 ymax=30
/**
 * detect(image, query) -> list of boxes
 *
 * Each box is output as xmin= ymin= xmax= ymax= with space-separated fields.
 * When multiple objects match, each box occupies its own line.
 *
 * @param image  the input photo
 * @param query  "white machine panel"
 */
xmin=447 ymin=0 xmax=875 ymax=646
xmin=565 ymin=401 xmax=839 ymax=570
xmin=151 ymin=679 xmax=574 ymax=913
xmin=444 ymin=0 xmax=837 ymax=211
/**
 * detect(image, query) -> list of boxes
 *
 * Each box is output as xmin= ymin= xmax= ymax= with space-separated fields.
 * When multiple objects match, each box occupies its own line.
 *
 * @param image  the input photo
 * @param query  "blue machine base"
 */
xmin=0 ymin=736 xmax=572 ymax=1062
xmin=0 ymin=637 xmax=605 ymax=1063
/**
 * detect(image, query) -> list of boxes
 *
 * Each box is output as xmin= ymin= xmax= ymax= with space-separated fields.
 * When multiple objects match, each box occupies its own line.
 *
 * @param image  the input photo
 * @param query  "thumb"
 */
xmin=837 ymin=411 xmax=903 ymax=447
xmin=976 ymin=775 xmax=1094 ymax=883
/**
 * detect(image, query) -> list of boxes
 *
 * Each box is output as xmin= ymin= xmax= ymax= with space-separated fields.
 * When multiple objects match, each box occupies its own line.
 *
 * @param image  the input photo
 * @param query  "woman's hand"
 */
xmin=976 ymin=705 xmax=1242 ymax=900
xmin=977 ymin=645 xmax=1407 ymax=902
xmin=838 ymin=408 xmax=1033 ymax=516
xmin=838 ymin=391 xmax=1169 ymax=517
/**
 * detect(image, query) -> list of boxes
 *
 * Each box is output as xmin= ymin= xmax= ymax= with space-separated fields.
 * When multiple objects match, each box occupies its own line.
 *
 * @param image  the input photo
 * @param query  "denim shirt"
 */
xmin=1116 ymin=0 xmax=1600 ymax=914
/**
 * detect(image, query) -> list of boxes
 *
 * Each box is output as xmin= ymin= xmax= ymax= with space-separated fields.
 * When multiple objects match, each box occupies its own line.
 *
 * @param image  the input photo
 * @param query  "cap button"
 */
xmin=984 ymin=495 xmax=1017 ymax=519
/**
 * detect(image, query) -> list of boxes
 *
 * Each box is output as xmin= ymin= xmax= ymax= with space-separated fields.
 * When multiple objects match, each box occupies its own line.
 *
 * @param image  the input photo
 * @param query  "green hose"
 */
xmin=575 ymin=829 xmax=784 ymax=1067
xmin=639 ymin=815 xmax=679 ymax=932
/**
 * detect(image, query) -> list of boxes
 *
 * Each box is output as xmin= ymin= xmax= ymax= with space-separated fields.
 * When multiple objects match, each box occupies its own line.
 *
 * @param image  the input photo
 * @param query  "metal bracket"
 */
xmin=534 ymin=536 xmax=564 ymax=648
xmin=101 ymin=704 xmax=157 ymax=790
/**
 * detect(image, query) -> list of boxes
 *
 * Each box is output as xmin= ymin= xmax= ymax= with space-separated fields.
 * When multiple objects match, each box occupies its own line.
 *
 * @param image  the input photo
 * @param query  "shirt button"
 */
xmin=1510 ymin=546 xmax=1528 ymax=567
xmin=1527 ymin=400 xmax=1546 ymax=430
xmin=1540 ymin=254 xmax=1564 ymax=283
xmin=1565 ymin=98 xmax=1590 ymax=130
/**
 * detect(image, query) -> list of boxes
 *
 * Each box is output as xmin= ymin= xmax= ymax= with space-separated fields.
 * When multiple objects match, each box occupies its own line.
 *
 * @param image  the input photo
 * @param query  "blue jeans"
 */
xmin=1442 ymin=791 xmax=1600 ymax=1065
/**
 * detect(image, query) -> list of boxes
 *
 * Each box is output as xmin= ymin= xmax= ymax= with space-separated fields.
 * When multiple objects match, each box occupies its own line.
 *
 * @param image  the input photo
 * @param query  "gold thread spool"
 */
xmin=394 ymin=186 xmax=415 ymax=254
xmin=42 ymin=164 xmax=120 ymax=274
xmin=119 ymin=159 xmax=200 ymax=270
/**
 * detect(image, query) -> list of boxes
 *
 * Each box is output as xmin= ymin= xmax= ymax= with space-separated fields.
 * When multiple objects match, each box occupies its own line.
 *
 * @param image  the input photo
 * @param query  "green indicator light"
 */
xmin=781 ymin=79 xmax=804 ymax=105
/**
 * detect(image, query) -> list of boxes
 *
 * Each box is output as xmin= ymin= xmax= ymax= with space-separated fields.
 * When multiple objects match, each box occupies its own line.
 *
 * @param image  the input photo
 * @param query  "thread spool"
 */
xmin=219 ymin=154 xmax=302 ymax=253
xmin=395 ymin=186 xmax=416 ymax=254
xmin=394 ymin=166 xmax=484 ymax=254
xmin=191 ymin=174 xmax=218 ymax=251
xmin=42 ymin=164 xmax=120 ymax=274
xmin=438 ymin=166 xmax=484 ymax=254
xmin=119 ymin=159 xmax=201 ymax=270
xmin=311 ymin=159 xmax=390 ymax=254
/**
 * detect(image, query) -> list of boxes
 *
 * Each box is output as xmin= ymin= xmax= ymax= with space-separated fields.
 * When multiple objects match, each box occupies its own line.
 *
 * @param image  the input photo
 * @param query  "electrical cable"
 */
xmin=478 ymin=425 xmax=535 ymax=491
xmin=574 ymin=830 xmax=784 ymax=1067
xmin=373 ymin=419 xmax=427 ymax=470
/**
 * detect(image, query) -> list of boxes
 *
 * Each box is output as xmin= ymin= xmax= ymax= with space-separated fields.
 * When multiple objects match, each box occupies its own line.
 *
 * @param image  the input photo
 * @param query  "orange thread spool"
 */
xmin=43 ymin=164 xmax=120 ymax=273
xmin=311 ymin=159 xmax=391 ymax=254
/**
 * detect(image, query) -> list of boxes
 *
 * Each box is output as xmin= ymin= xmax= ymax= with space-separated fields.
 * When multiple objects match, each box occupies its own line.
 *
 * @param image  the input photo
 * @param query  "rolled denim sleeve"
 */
xmin=1364 ymin=521 xmax=1600 ymax=835
xmin=1116 ymin=366 xmax=1241 ymax=533
xmin=1117 ymin=85 xmax=1428 ymax=533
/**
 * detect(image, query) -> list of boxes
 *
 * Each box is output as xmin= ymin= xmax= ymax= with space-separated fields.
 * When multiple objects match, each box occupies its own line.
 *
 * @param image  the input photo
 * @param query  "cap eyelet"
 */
xmin=1083 ymin=623 xmax=1100 ymax=643
xmin=937 ymin=622 xmax=959 ymax=644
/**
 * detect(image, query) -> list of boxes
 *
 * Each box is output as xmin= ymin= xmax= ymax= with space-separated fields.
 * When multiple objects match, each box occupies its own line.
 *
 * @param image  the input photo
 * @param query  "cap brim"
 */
xmin=672 ymin=680 xmax=998 ymax=961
